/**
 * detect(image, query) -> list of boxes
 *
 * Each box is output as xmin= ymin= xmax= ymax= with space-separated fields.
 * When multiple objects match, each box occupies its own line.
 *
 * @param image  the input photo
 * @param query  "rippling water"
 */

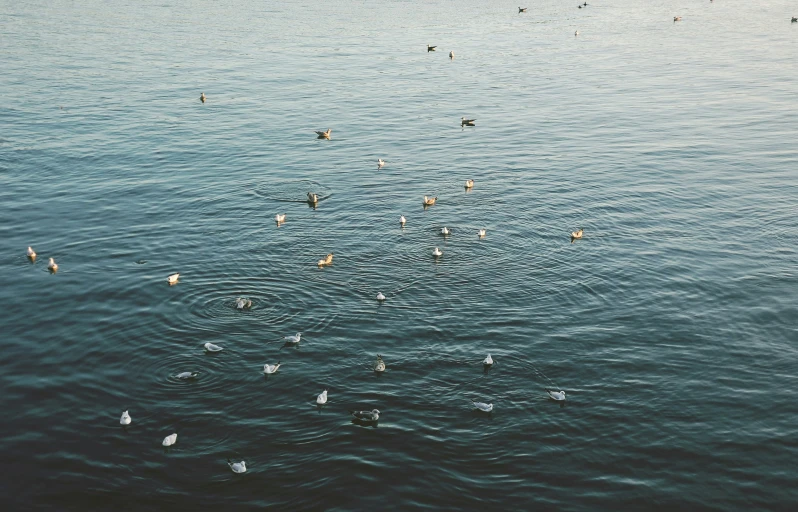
xmin=2 ymin=0 xmax=797 ymax=509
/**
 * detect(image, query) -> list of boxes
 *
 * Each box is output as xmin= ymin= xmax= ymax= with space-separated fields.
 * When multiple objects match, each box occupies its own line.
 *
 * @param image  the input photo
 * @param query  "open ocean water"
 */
xmin=1 ymin=0 xmax=797 ymax=509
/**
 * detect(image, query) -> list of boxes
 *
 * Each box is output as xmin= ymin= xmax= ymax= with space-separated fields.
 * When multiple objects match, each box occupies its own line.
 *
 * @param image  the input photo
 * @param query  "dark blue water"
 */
xmin=2 ymin=0 xmax=797 ymax=509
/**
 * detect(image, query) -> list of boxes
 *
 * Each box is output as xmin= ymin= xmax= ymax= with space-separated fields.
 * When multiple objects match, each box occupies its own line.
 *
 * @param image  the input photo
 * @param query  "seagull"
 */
xmin=317 ymin=252 xmax=334 ymax=267
xmin=519 ymin=7 xmax=527 ymax=13
xmin=274 ymin=213 xmax=286 ymax=223
xmin=307 ymin=192 xmax=319 ymax=204
xmin=575 ymin=30 xmax=579 ymax=36
xmin=449 ymin=50 xmax=454 ymax=59
xmin=571 ymin=228 xmax=583 ymax=240
xmin=478 ymin=228 xmax=487 ymax=238
xmin=374 ymin=355 xmax=386 ymax=372
xmin=427 ymin=44 xmax=436 ymax=52
xmin=376 ymin=292 xmax=386 ymax=301
xmin=377 ymin=158 xmax=385 ymax=169
xmin=547 ymin=389 xmax=566 ymax=401
xmin=263 ymin=361 xmax=281 ymax=374
xmin=48 ymin=257 xmax=58 ymax=272
xmin=464 ymin=179 xmax=474 ymax=189
xmin=284 ymin=332 xmax=302 ymax=343
xmin=461 ymin=117 xmax=476 ymax=127
xmin=316 ymin=389 xmax=328 ymax=405
xmin=200 ymin=92 xmax=206 ymax=103
xmin=26 ymin=246 xmax=36 ymax=259
xmin=472 ymin=400 xmax=494 ymax=413
xmin=423 ymin=196 xmax=437 ymax=206
xmin=440 ymin=227 xmax=451 ymax=235
xmin=167 ymin=273 xmax=179 ymax=284
xmin=204 ymin=342 xmax=223 ymax=352
xmin=176 ymin=371 xmax=199 ymax=380
xmin=235 ymin=297 xmax=252 ymax=310
xmin=228 ymin=459 xmax=247 ymax=473
xmin=673 ymin=16 xmax=682 ymax=21
xmin=315 ymin=129 xmax=331 ymax=139
xmin=432 ymin=247 xmax=443 ymax=257
xmin=120 ymin=410 xmax=131 ymax=425
xmin=483 ymin=354 xmax=493 ymax=366
xmin=400 ymin=215 xmax=406 ymax=227
xmin=351 ymin=409 xmax=380 ymax=422
xmin=162 ymin=433 xmax=177 ymax=447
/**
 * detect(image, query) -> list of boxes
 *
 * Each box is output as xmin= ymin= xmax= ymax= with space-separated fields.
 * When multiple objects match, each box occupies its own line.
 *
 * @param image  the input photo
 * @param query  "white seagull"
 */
xmin=376 ymin=292 xmax=386 ymax=301
xmin=478 ymin=229 xmax=487 ymax=238
xmin=27 ymin=246 xmax=36 ymax=259
xmin=200 ymin=92 xmax=206 ymax=103
xmin=48 ymin=258 xmax=58 ymax=272
xmin=317 ymin=253 xmax=334 ymax=267
xmin=204 ymin=342 xmax=223 ymax=352
xmin=374 ymin=355 xmax=386 ymax=372
xmin=440 ymin=227 xmax=451 ymax=235
xmin=162 ymin=433 xmax=177 ymax=447
xmin=449 ymin=50 xmax=454 ymax=59
xmin=275 ymin=213 xmax=286 ymax=223
xmin=284 ymin=332 xmax=302 ymax=343
xmin=472 ymin=400 xmax=494 ymax=413
xmin=571 ymin=228 xmax=583 ymax=240
xmin=167 ymin=273 xmax=179 ymax=284
xmin=547 ymin=389 xmax=566 ymax=401
xmin=483 ymin=354 xmax=493 ymax=366
xmin=235 ymin=297 xmax=252 ymax=310
xmin=228 ymin=459 xmax=247 ymax=473
xmin=263 ymin=361 xmax=281 ymax=374
xmin=120 ymin=410 xmax=131 ymax=425
xmin=400 ymin=215 xmax=406 ymax=227
xmin=464 ymin=179 xmax=474 ymax=189
xmin=316 ymin=389 xmax=328 ymax=405
xmin=575 ymin=30 xmax=579 ymax=36
xmin=351 ymin=409 xmax=380 ymax=422
xmin=377 ymin=158 xmax=385 ymax=169
xmin=423 ymin=196 xmax=437 ymax=206
xmin=432 ymin=247 xmax=443 ymax=257
xmin=176 ymin=371 xmax=199 ymax=380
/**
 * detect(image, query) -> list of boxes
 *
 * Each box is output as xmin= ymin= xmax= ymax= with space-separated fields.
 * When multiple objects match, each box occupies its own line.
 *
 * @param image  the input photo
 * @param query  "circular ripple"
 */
xmin=254 ymin=179 xmax=333 ymax=203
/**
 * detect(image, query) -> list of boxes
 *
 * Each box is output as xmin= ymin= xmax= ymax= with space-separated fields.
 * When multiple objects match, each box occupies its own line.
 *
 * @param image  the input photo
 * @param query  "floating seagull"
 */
xmin=673 ymin=16 xmax=682 ymax=21
xmin=432 ymin=247 xmax=443 ymax=257
xmin=449 ymin=51 xmax=454 ymax=59
xmin=519 ymin=7 xmax=527 ymax=13
xmin=478 ymin=228 xmax=487 ymax=238
xmin=176 ymin=371 xmax=199 ymax=380
xmin=167 ymin=273 xmax=179 ymax=284
xmin=235 ymin=297 xmax=252 ymax=310
xmin=440 ymin=227 xmax=451 ymax=235
xmin=200 ymin=92 xmax=206 ymax=103
xmin=317 ymin=252 xmax=334 ymax=267
xmin=376 ymin=292 xmax=386 ymax=301
xmin=284 ymin=332 xmax=302 ymax=343
xmin=307 ymin=192 xmax=319 ymax=204
xmin=461 ymin=117 xmax=476 ymax=127
xmin=26 ymin=246 xmax=36 ymax=260
xmin=483 ymin=354 xmax=493 ymax=366
xmin=427 ymin=44 xmax=436 ymax=52
xmin=315 ymin=129 xmax=331 ymax=139
xmin=204 ymin=342 xmax=223 ymax=352
xmin=547 ymin=389 xmax=566 ymax=401
xmin=274 ymin=213 xmax=286 ymax=223
xmin=228 ymin=459 xmax=247 ymax=473
xmin=472 ymin=400 xmax=494 ymax=413
xmin=464 ymin=179 xmax=474 ymax=189
xmin=351 ymin=409 xmax=380 ymax=422
xmin=377 ymin=158 xmax=385 ymax=169
xmin=575 ymin=30 xmax=579 ymax=36
xmin=400 ymin=215 xmax=406 ymax=227
xmin=423 ymin=196 xmax=437 ymax=206
xmin=48 ymin=257 xmax=58 ymax=272
xmin=316 ymin=389 xmax=328 ymax=405
xmin=120 ymin=410 xmax=131 ymax=425
xmin=374 ymin=355 xmax=386 ymax=372
xmin=263 ymin=361 xmax=281 ymax=374
xmin=571 ymin=228 xmax=583 ymax=240
xmin=162 ymin=433 xmax=177 ymax=447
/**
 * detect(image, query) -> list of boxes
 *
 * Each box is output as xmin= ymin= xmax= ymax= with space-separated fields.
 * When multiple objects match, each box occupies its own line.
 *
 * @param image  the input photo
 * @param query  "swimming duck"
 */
xmin=307 ymin=192 xmax=319 ymax=204
xmin=547 ymin=389 xmax=566 ymax=401
xmin=432 ymin=247 xmax=443 ymax=257
xmin=274 ymin=213 xmax=286 ymax=223
xmin=374 ymin=355 xmax=386 ymax=372
xmin=167 ymin=273 xmax=179 ymax=284
xmin=162 ymin=433 xmax=177 ymax=447
xmin=317 ymin=252 xmax=334 ymax=267
xmin=400 ymin=215 xmax=406 ymax=227
xmin=315 ymin=129 xmax=331 ymax=139
xmin=200 ymin=92 xmax=206 ymax=103
xmin=263 ymin=361 xmax=281 ymax=374
xmin=376 ymin=292 xmax=386 ymax=301
xmin=316 ymin=389 xmax=328 ymax=405
xmin=27 ymin=246 xmax=36 ymax=260
xmin=377 ymin=158 xmax=385 ymax=169
xmin=571 ymin=228 xmax=583 ymax=240
xmin=351 ymin=409 xmax=380 ymax=422
xmin=204 ymin=342 xmax=223 ymax=352
xmin=461 ymin=117 xmax=476 ymax=126
xmin=423 ymin=196 xmax=437 ymax=206
xmin=120 ymin=410 xmax=131 ymax=425
xmin=427 ymin=44 xmax=436 ymax=52
xmin=176 ymin=371 xmax=199 ymax=380
xmin=228 ymin=459 xmax=247 ymax=473
xmin=48 ymin=258 xmax=58 ymax=272
xmin=464 ymin=179 xmax=474 ymax=189
xmin=472 ymin=400 xmax=494 ymax=413
xmin=483 ymin=354 xmax=493 ymax=366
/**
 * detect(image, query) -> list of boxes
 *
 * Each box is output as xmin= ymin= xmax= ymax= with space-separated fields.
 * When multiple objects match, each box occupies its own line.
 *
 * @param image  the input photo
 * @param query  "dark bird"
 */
xmin=461 ymin=117 xmax=476 ymax=127
xmin=519 ymin=7 xmax=527 ymax=13
xmin=427 ymin=44 xmax=437 ymax=52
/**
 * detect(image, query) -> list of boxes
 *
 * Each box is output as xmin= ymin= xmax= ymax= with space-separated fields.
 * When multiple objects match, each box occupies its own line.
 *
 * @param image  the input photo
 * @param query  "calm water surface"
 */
xmin=1 ymin=0 xmax=797 ymax=509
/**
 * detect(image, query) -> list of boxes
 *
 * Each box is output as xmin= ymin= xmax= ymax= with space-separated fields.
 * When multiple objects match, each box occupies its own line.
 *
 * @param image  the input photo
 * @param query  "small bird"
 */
xmin=400 ymin=215 xmax=406 ymax=227
xmin=307 ymin=192 xmax=319 ymax=204
xmin=263 ymin=361 xmax=281 ymax=374
xmin=472 ymin=400 xmax=494 ymax=413
xmin=228 ymin=459 xmax=247 ymax=473
xmin=478 ymin=229 xmax=487 ymax=238
xmin=167 ymin=273 xmax=179 ymax=284
xmin=571 ymin=228 xmax=583 ymax=240
xmin=200 ymin=92 xmax=206 ymax=103
xmin=423 ymin=196 xmax=437 ymax=206
xmin=377 ymin=158 xmax=385 ymax=169
xmin=26 ymin=246 xmax=36 ymax=260
xmin=120 ymin=410 xmax=131 ymax=425
xmin=578 ymin=4 xmax=582 ymax=8
xmin=48 ymin=257 xmax=58 ymax=272
xmin=374 ymin=355 xmax=386 ymax=372
xmin=351 ymin=409 xmax=380 ymax=422
xmin=575 ymin=30 xmax=579 ymax=36
xmin=274 ymin=213 xmax=286 ymax=223
xmin=316 ymin=389 xmax=328 ymax=405
xmin=547 ymin=389 xmax=566 ymax=401
xmin=176 ymin=371 xmax=199 ymax=380
xmin=162 ymin=433 xmax=177 ymax=447
xmin=449 ymin=50 xmax=454 ymax=59
xmin=204 ymin=342 xmax=223 ymax=352
xmin=464 ymin=179 xmax=474 ymax=189
xmin=235 ymin=297 xmax=252 ymax=310
xmin=315 ymin=129 xmax=331 ymax=139
xmin=284 ymin=332 xmax=302 ymax=344
xmin=483 ymin=354 xmax=493 ymax=366
xmin=519 ymin=7 xmax=527 ymax=13
xmin=674 ymin=16 xmax=682 ymax=21
xmin=793 ymin=17 xmax=797 ymax=23
xmin=432 ymin=247 xmax=443 ymax=257
xmin=376 ymin=292 xmax=386 ymax=301
xmin=440 ymin=227 xmax=451 ymax=235
xmin=461 ymin=117 xmax=476 ymax=126
xmin=427 ymin=44 xmax=436 ymax=52
xmin=317 ymin=252 xmax=334 ymax=267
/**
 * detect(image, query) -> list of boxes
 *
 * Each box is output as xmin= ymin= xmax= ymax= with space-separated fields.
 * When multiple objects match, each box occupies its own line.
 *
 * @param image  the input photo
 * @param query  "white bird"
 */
xmin=200 ymin=92 xmax=206 ymax=103
xmin=547 ymin=389 xmax=566 ymax=401
xmin=472 ymin=400 xmax=494 ymax=413
xmin=284 ymin=332 xmax=301 ymax=343
xmin=575 ymin=30 xmax=579 ymax=36
xmin=48 ymin=258 xmax=58 ymax=272
xmin=483 ymin=354 xmax=493 ymax=366
xmin=423 ymin=196 xmax=437 ymax=206
xmin=464 ymin=179 xmax=474 ymax=189
xmin=162 ymin=433 xmax=177 ymax=447
xmin=571 ymin=228 xmax=583 ymax=240
xmin=440 ymin=227 xmax=451 ymax=235
xmin=449 ymin=50 xmax=454 ymax=59
xmin=432 ymin=247 xmax=443 ymax=257
xmin=26 ymin=246 xmax=36 ymax=259
xmin=176 ymin=371 xmax=199 ymax=380
xmin=307 ymin=192 xmax=319 ymax=204
xmin=315 ymin=129 xmax=331 ymax=139
xmin=274 ymin=213 xmax=286 ymax=223
xmin=120 ymin=410 xmax=131 ymax=425
xmin=235 ymin=297 xmax=252 ymax=310
xmin=317 ymin=253 xmax=334 ymax=267
xmin=376 ymin=292 xmax=386 ymax=301
xmin=351 ymin=409 xmax=380 ymax=422
xmin=167 ymin=273 xmax=179 ymax=284
xmin=228 ymin=459 xmax=247 ymax=473
xmin=204 ymin=342 xmax=223 ymax=352
xmin=478 ymin=229 xmax=487 ymax=238
xmin=316 ymin=389 xmax=328 ymax=405
xmin=263 ymin=361 xmax=281 ymax=374
xmin=377 ymin=158 xmax=385 ymax=169
xmin=400 ymin=215 xmax=406 ymax=227
xmin=374 ymin=355 xmax=386 ymax=372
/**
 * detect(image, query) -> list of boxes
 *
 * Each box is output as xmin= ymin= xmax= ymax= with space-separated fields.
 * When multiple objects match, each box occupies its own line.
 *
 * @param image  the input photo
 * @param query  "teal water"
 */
xmin=1 ymin=0 xmax=797 ymax=509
